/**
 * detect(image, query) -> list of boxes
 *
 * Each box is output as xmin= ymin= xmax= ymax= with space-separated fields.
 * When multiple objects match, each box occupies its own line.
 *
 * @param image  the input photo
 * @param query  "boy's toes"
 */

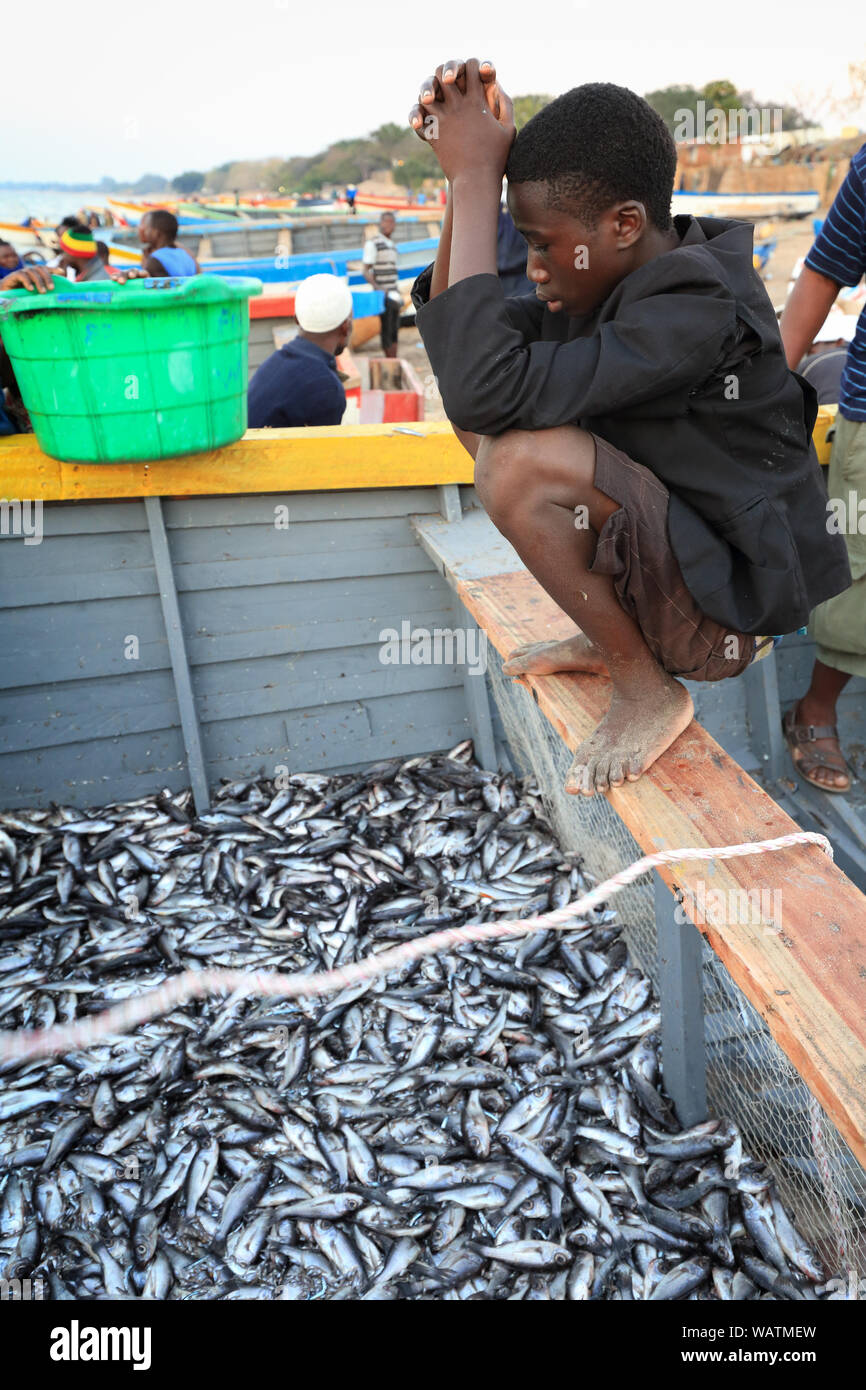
xmin=591 ymin=756 xmax=613 ymax=793
xmin=625 ymin=752 xmax=644 ymax=782
xmin=503 ymin=641 xmax=549 ymax=673
xmin=608 ymin=758 xmax=626 ymax=788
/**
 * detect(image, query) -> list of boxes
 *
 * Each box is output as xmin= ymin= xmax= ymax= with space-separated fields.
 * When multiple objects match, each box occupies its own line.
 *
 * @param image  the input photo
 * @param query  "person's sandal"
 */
xmin=782 ymin=705 xmax=853 ymax=795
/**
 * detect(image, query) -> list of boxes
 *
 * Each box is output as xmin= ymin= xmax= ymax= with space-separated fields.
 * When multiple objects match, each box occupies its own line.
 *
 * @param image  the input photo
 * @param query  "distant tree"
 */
xmin=296 ymin=166 xmax=330 ymax=194
xmin=512 ymin=94 xmax=553 ymax=130
xmin=701 ymin=79 xmax=740 ymax=112
xmin=172 ymin=170 xmax=206 ymax=195
xmin=739 ymin=89 xmax=812 ymax=131
xmin=132 ymin=172 xmax=171 ymax=194
xmin=400 ymin=152 xmax=438 ymax=190
xmin=371 ymin=122 xmax=406 ymax=150
xmin=644 ymin=85 xmax=704 ymax=132
xmin=270 ymin=161 xmax=301 ymax=191
xmin=647 ymin=81 xmax=811 ymax=140
xmin=778 ymin=103 xmax=812 ymax=130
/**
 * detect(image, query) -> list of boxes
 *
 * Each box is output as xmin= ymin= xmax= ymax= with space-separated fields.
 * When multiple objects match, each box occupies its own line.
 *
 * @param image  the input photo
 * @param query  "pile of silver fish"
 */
xmin=0 ymin=743 xmax=830 ymax=1300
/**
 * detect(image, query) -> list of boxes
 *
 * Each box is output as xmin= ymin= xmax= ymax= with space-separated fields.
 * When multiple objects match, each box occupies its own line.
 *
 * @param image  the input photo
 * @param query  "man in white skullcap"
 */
xmin=248 ymin=274 xmax=353 ymax=428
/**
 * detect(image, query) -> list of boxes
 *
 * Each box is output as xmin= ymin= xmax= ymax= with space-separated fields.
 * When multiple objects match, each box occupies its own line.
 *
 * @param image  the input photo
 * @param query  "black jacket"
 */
xmin=413 ymin=216 xmax=851 ymax=635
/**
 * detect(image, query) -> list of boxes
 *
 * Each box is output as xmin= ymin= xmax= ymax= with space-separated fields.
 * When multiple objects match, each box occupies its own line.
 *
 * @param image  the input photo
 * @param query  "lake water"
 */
xmin=0 ymin=189 xmax=115 ymax=224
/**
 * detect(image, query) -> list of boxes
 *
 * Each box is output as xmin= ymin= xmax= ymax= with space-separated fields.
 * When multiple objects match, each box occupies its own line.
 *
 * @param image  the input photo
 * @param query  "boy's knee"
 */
xmin=475 ymin=430 xmax=539 ymax=521
xmin=475 ymin=426 xmax=596 ymax=524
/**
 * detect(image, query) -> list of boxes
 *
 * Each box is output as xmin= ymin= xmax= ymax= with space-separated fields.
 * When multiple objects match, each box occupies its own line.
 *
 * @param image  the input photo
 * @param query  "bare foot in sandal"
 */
xmin=783 ymin=698 xmax=852 ymax=793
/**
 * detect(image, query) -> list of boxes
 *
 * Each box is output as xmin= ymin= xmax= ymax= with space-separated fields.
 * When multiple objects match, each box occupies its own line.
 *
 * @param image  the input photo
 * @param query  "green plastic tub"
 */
xmin=0 ymin=275 xmax=262 ymax=463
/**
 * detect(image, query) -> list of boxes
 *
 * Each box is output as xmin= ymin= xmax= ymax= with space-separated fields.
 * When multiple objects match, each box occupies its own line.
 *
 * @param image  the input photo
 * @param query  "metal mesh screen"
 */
xmin=487 ymin=646 xmax=866 ymax=1286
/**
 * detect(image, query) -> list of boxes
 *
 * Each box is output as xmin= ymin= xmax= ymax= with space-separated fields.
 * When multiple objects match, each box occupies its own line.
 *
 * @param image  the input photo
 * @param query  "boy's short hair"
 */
xmin=506 ymin=82 xmax=677 ymax=232
xmin=145 ymin=209 xmax=179 ymax=241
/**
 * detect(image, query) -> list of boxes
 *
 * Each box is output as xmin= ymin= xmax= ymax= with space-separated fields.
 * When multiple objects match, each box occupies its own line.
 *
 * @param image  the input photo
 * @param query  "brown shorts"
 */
xmin=590 ymin=435 xmax=756 ymax=682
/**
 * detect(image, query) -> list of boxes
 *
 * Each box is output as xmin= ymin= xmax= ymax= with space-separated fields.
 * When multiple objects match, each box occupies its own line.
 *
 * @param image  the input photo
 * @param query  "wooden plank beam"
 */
xmin=743 ymin=650 xmax=787 ymax=781
xmin=654 ymin=873 xmax=709 ymax=1127
xmin=144 ymin=497 xmax=210 ymax=815
xmin=412 ymin=506 xmax=524 ymax=586
xmin=1 ymin=407 xmax=834 ymax=502
xmin=437 ymin=484 xmax=462 ymax=523
xmin=0 ymin=424 xmax=472 ymax=502
xmin=455 ymin=567 xmax=866 ymax=1168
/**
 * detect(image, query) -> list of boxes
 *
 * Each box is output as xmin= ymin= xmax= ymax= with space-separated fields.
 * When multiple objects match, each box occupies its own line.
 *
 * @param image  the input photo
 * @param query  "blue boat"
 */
xmin=196 ymin=237 xmax=438 ymax=287
xmin=97 ymin=213 xmax=441 ymax=267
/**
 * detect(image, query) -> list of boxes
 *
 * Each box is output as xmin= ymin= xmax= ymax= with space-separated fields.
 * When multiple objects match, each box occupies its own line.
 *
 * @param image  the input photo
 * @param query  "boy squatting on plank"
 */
xmin=409 ymin=62 xmax=851 ymax=797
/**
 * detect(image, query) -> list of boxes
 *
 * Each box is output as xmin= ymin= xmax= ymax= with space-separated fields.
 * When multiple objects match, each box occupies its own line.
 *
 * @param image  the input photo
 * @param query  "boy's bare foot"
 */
xmin=503 ymin=632 xmax=608 ymax=677
xmin=565 ymin=675 xmax=694 ymax=795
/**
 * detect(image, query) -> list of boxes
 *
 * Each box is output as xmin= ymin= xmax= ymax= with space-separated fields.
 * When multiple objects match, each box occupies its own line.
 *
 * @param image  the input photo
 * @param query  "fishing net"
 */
xmin=487 ymin=646 xmax=866 ymax=1290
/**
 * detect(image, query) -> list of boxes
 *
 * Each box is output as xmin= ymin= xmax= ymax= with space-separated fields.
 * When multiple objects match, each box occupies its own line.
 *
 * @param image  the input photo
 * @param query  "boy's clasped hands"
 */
xmin=409 ymin=59 xmax=515 ymax=184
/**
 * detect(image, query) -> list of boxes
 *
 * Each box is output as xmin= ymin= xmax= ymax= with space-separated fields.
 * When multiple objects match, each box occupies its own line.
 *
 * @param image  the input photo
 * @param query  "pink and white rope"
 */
xmin=0 ymin=831 xmax=832 ymax=1064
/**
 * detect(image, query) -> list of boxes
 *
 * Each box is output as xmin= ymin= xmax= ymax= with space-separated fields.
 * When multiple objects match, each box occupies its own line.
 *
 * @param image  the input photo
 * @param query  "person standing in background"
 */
xmin=346 ymin=184 xmax=357 ymax=214
xmin=139 ymin=211 xmax=199 ymax=277
xmin=362 ymin=211 xmax=402 ymax=359
xmin=780 ymin=142 xmax=866 ymax=793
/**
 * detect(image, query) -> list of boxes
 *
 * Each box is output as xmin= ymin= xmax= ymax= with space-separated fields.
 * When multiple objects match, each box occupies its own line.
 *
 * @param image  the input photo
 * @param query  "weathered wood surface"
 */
xmin=451 ymin=565 xmax=866 ymax=1168
xmin=412 ymin=506 xmax=526 ymax=586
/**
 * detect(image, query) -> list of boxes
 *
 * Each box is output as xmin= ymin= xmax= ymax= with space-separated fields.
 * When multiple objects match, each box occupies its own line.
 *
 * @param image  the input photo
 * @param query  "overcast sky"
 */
xmin=6 ymin=0 xmax=864 ymax=183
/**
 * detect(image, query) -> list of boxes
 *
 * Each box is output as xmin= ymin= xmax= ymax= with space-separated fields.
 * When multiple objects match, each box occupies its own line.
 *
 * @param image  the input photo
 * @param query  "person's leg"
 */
xmin=386 ymin=300 xmax=399 ymax=359
xmin=785 ymin=414 xmax=865 ymax=791
xmin=474 ymin=425 xmax=693 ymax=795
xmin=379 ymin=300 xmax=399 ymax=359
xmin=787 ymin=661 xmax=852 ymax=790
xmin=452 ymin=424 xmax=482 ymax=458
xmin=457 ymin=422 xmax=605 ymax=674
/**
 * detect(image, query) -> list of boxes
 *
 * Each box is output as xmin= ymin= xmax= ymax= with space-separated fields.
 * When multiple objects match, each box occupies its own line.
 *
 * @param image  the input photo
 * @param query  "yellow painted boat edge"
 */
xmin=0 ymin=423 xmax=473 ymax=500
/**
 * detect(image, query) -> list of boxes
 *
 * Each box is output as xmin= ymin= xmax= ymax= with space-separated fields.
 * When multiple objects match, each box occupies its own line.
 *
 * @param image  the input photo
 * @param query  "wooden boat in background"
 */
xmin=188 ymin=237 xmax=435 ymax=287
xmin=0 ymin=219 xmax=54 ymax=251
xmin=99 ymin=216 xmax=441 ymax=269
xmin=671 ymin=189 xmax=820 ymax=220
xmin=351 ymin=192 xmax=443 ymax=216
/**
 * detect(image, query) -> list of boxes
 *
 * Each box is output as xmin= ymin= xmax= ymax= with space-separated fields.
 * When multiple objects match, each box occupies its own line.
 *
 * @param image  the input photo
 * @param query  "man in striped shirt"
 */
xmin=780 ymin=143 xmax=866 ymax=792
xmin=362 ymin=212 xmax=402 ymax=358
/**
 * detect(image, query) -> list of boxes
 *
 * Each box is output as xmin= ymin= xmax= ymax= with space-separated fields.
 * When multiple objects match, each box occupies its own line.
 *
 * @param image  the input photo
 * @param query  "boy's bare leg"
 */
xmin=451 ymin=423 xmax=482 ymax=457
xmin=471 ymin=424 xmax=693 ymax=795
xmin=454 ymin=425 xmax=609 ymax=677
